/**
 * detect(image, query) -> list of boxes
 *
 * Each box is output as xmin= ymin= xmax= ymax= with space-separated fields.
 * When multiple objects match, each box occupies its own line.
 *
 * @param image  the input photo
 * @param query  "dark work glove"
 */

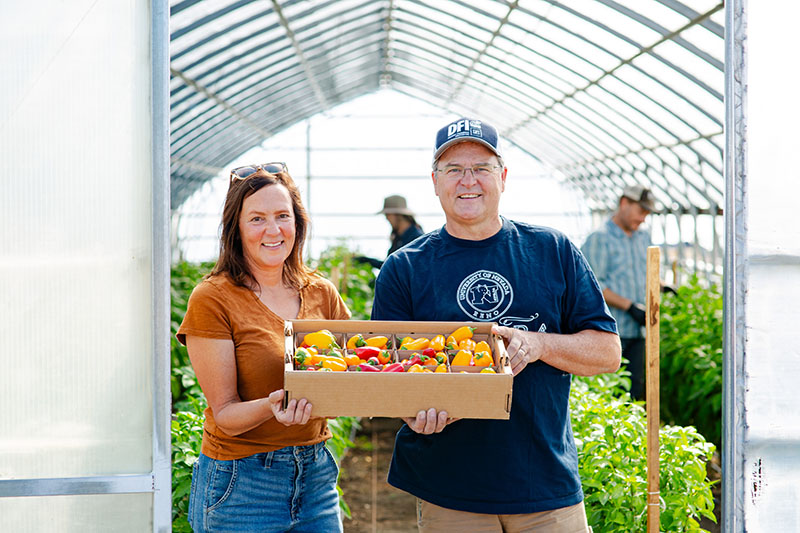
xmin=353 ymin=255 xmax=383 ymax=269
xmin=626 ymin=302 xmax=647 ymax=326
xmin=661 ymin=283 xmax=678 ymax=295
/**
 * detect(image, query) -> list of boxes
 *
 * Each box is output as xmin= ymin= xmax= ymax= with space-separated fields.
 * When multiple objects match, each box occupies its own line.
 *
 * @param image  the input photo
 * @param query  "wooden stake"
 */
xmin=646 ymin=246 xmax=661 ymax=533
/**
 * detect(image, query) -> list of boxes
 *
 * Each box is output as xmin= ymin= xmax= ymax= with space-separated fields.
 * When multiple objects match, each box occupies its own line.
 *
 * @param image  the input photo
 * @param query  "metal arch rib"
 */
xmin=506 ymin=4 xmax=724 ymax=138
xmin=170 ymin=67 xmax=273 ymax=139
xmin=447 ymin=0 xmax=520 ymax=103
xmin=380 ymin=0 xmax=395 ymax=82
xmin=270 ymin=0 xmax=329 ymax=109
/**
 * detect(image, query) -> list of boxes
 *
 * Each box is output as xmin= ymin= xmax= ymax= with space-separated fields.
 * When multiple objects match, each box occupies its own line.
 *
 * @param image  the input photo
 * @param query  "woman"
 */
xmin=177 ymin=163 xmax=350 ymax=532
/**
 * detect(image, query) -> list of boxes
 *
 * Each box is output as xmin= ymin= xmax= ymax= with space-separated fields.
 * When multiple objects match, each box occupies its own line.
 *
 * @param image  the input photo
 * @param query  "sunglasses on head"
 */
xmin=229 ymin=162 xmax=287 ymax=185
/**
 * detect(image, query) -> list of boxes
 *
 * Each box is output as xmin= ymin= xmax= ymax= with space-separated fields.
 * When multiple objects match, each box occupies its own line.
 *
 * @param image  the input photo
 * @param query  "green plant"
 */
xmin=660 ymin=274 xmax=723 ymax=447
xmin=310 ymin=243 xmax=377 ymax=320
xmin=170 ymin=261 xmax=214 ymax=408
xmin=169 ymin=255 xmax=365 ymax=528
xmin=171 ymin=396 xmax=206 ymax=532
xmin=571 ymin=378 xmax=717 ymax=532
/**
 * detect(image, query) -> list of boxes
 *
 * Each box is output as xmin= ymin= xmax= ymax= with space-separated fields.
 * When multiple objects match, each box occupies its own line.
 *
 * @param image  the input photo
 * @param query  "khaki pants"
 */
xmin=416 ymin=499 xmax=592 ymax=533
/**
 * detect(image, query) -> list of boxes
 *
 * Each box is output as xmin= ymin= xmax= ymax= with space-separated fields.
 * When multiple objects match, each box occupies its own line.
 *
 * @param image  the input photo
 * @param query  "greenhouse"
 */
xmin=1 ymin=1 xmax=798 ymax=532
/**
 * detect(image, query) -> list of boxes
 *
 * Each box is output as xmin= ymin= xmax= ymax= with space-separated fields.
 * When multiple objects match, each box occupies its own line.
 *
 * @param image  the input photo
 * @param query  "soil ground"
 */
xmin=339 ymin=418 xmax=416 ymax=533
xmin=338 ymin=418 xmax=721 ymax=533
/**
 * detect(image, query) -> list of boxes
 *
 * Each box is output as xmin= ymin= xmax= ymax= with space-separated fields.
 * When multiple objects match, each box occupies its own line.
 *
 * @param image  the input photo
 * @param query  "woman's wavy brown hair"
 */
xmin=210 ymin=169 xmax=313 ymax=291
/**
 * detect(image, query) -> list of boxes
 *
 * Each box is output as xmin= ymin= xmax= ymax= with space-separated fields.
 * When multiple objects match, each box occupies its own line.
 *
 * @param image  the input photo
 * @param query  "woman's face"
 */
xmin=238 ymin=184 xmax=296 ymax=273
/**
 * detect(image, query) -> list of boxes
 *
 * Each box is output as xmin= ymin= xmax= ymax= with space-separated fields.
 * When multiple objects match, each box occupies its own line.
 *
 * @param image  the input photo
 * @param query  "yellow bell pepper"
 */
xmin=399 ymin=337 xmax=430 ymax=350
xmin=435 ymin=363 xmax=448 ymax=373
xmin=446 ymin=335 xmax=457 ymax=350
xmin=365 ymin=335 xmax=390 ymax=349
xmin=321 ymin=356 xmax=347 ymax=372
xmin=473 ymin=351 xmax=494 ymax=367
xmin=474 ymin=340 xmax=492 ymax=356
xmin=480 ymin=367 xmax=496 ymax=373
xmin=406 ymin=363 xmax=425 ymax=373
xmin=303 ymin=329 xmax=339 ymax=350
xmin=430 ymin=334 xmax=446 ymax=351
xmin=449 ymin=326 xmax=475 ymax=344
xmin=346 ymin=334 xmax=366 ymax=350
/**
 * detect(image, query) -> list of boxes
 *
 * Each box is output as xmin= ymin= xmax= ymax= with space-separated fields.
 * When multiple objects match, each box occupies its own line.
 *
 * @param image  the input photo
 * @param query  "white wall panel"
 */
xmin=0 ymin=0 xmax=167 ymax=530
xmin=735 ymin=1 xmax=800 ymax=531
xmin=0 ymin=494 xmax=152 ymax=533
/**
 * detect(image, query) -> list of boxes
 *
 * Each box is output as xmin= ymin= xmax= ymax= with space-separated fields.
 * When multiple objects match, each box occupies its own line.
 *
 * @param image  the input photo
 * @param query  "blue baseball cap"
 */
xmin=433 ymin=118 xmax=502 ymax=163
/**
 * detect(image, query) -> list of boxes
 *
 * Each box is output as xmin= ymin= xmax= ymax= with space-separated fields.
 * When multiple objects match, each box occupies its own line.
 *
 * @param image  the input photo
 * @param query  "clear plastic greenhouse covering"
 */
xmin=169 ymin=0 xmax=723 ymax=219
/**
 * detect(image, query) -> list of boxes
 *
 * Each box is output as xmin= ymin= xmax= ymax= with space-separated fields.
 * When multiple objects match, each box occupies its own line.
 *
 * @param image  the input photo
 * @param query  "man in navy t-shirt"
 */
xmin=371 ymin=117 xmax=621 ymax=532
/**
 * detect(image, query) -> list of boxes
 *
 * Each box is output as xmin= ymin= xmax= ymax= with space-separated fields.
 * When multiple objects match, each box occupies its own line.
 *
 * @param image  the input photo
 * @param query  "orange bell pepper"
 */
xmin=377 ymin=349 xmax=393 ymax=365
xmin=457 ymin=338 xmax=476 ymax=351
xmin=451 ymin=349 xmax=474 ymax=367
xmin=406 ymin=363 xmax=425 ymax=373
xmin=473 ymin=351 xmax=494 ymax=367
xmin=421 ymin=355 xmax=438 ymax=366
xmin=344 ymin=353 xmax=361 ymax=367
xmin=449 ymin=326 xmax=475 ymax=344
xmin=474 ymin=340 xmax=492 ymax=356
xmin=430 ymin=334 xmax=446 ymax=351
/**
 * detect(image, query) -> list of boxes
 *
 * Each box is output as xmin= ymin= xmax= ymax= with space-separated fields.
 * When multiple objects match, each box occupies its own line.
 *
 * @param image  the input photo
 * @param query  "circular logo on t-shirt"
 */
xmin=456 ymin=270 xmax=514 ymax=321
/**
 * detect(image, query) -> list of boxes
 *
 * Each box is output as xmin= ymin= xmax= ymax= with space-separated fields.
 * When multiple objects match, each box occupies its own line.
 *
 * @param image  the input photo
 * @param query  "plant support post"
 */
xmin=646 ymin=246 xmax=661 ymax=532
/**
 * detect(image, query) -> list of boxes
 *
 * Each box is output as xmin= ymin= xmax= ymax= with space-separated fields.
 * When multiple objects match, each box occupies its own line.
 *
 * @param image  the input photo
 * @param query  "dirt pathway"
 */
xmin=339 ymin=418 xmax=416 ymax=533
xmin=338 ymin=417 xmax=720 ymax=533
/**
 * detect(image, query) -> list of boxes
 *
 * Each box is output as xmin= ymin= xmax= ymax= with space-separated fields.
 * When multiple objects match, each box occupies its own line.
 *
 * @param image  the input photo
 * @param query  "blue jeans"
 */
xmin=188 ymin=441 xmax=342 ymax=533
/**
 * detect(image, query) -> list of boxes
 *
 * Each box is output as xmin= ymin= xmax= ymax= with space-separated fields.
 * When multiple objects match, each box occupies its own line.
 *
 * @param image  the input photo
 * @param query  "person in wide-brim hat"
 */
xmin=355 ymin=195 xmax=424 ymax=269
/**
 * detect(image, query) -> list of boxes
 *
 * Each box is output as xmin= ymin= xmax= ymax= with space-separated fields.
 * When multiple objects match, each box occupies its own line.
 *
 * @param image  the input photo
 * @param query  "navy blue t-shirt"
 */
xmin=371 ymin=218 xmax=617 ymax=514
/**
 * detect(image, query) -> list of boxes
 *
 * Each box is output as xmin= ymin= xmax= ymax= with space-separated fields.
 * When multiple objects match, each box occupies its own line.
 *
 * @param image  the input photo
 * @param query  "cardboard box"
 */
xmin=283 ymin=320 xmax=513 ymax=419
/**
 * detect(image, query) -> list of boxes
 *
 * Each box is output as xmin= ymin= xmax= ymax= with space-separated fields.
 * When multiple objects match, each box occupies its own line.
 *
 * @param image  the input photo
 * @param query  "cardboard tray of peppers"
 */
xmin=283 ymin=320 xmax=513 ymax=419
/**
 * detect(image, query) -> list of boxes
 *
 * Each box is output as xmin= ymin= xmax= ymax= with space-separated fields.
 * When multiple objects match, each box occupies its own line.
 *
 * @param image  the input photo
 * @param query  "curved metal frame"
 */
xmin=168 ymin=0 xmax=725 ymax=276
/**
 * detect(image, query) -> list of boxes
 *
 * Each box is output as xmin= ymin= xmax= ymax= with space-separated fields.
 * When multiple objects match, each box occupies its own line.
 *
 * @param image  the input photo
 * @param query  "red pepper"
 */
xmin=356 ymin=346 xmax=381 ymax=360
xmin=422 ymin=348 xmax=436 ymax=358
xmin=357 ymin=363 xmax=381 ymax=372
xmin=406 ymin=354 xmax=423 ymax=366
xmin=366 ymin=356 xmax=381 ymax=366
xmin=381 ymin=362 xmax=405 ymax=372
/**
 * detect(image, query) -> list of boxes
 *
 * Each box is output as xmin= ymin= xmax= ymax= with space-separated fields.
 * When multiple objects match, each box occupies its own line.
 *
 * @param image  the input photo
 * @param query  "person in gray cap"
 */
xmin=581 ymin=184 xmax=658 ymax=401
xmin=371 ymin=117 xmax=620 ymax=532
xmin=356 ymin=195 xmax=423 ymax=269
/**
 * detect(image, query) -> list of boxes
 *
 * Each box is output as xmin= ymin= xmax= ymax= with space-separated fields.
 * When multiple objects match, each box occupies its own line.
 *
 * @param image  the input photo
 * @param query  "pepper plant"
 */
xmin=659 ymin=274 xmax=723 ymax=448
xmin=169 ymin=253 xmax=368 ymax=530
xmin=571 ymin=377 xmax=717 ymax=531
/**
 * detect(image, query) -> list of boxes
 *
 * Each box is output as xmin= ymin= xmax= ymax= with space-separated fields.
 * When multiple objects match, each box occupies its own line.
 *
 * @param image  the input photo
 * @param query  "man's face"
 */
xmin=617 ymin=197 xmax=651 ymax=233
xmin=431 ymin=142 xmax=506 ymax=231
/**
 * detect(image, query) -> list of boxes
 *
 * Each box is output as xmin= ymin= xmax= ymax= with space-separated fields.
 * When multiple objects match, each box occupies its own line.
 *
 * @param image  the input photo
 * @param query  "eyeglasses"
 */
xmin=229 ymin=162 xmax=287 ymax=185
xmin=434 ymin=164 xmax=502 ymax=179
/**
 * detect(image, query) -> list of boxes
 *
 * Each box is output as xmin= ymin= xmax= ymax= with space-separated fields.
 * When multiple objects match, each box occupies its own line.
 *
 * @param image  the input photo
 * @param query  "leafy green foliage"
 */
xmin=170 ymin=260 xmax=215 ymax=409
xmin=659 ymin=275 xmax=723 ymax=447
xmin=571 ymin=378 xmax=717 ymax=532
xmin=310 ymin=243 xmax=377 ymax=320
xmin=171 ymin=397 xmax=205 ymax=532
xmin=169 ymin=250 xmax=719 ymax=531
xmin=169 ymin=255 xmax=367 ymax=528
